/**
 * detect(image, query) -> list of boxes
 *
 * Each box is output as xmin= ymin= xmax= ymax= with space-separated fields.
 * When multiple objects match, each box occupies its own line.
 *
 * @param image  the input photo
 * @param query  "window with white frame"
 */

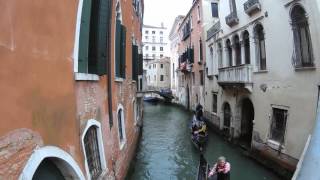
xmin=270 ymin=108 xmax=288 ymax=143
xmin=77 ymin=0 xmax=110 ymax=76
xmin=84 ymin=126 xmax=102 ymax=179
xmin=117 ymin=106 xmax=126 ymax=147
xmin=254 ymin=24 xmax=267 ymax=70
xmin=291 ymin=5 xmax=314 ymax=68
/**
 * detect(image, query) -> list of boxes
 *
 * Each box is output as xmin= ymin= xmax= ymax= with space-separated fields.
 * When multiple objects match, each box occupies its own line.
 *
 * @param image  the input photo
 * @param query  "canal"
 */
xmin=126 ymin=102 xmax=281 ymax=180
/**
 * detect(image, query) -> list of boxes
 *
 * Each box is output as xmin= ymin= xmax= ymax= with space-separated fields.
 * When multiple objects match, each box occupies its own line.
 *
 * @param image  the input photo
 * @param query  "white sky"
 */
xmin=143 ymin=0 xmax=192 ymax=30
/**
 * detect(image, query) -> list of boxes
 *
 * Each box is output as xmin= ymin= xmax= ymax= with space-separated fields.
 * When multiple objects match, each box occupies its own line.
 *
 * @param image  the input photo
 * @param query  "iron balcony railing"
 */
xmin=207 ymin=21 xmax=221 ymax=40
xmin=244 ymin=0 xmax=261 ymax=15
xmin=218 ymin=64 xmax=252 ymax=84
xmin=225 ymin=11 xmax=239 ymax=27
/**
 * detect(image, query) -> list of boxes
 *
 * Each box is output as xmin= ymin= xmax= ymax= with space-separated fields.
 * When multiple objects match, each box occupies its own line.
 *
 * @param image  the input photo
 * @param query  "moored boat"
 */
xmin=143 ymin=96 xmax=160 ymax=103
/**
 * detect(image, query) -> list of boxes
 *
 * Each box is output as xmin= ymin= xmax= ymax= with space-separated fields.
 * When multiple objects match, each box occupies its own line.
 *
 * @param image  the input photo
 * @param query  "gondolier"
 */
xmin=208 ymin=156 xmax=231 ymax=180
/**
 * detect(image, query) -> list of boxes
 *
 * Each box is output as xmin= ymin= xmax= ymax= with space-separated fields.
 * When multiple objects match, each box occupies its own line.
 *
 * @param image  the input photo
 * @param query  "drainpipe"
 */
xmin=294 ymin=87 xmax=320 ymax=180
xmin=107 ymin=0 xmax=113 ymax=129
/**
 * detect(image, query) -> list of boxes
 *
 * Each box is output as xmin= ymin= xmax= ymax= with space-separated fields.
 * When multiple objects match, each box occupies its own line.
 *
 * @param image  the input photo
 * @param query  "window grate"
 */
xmin=84 ymin=126 xmax=102 ymax=180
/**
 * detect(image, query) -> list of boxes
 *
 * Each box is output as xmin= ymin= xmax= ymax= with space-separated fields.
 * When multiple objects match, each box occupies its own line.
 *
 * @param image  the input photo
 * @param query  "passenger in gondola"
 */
xmin=191 ymin=104 xmax=207 ymax=147
xmin=208 ymin=156 xmax=231 ymax=180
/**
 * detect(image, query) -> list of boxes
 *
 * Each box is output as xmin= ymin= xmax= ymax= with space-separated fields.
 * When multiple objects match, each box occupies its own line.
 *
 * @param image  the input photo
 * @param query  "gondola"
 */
xmin=191 ymin=132 xmax=208 ymax=151
xmin=143 ymin=96 xmax=159 ymax=103
xmin=197 ymin=154 xmax=216 ymax=180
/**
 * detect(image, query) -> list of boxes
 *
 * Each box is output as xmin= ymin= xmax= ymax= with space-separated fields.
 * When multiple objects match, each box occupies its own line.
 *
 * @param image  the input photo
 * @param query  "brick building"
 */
xmin=0 ymin=0 xmax=144 ymax=179
xmin=177 ymin=0 xmax=206 ymax=110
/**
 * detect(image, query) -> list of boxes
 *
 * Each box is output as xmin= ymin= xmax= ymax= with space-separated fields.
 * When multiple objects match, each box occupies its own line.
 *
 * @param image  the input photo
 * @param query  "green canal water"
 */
xmin=126 ymin=102 xmax=281 ymax=180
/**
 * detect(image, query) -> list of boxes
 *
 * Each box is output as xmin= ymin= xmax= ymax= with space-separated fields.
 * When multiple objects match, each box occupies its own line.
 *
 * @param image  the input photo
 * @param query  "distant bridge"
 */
xmin=137 ymin=90 xmax=175 ymax=101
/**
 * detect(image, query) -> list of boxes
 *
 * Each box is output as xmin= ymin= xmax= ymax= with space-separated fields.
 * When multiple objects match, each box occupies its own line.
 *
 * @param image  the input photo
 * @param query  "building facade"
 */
xmin=142 ymin=24 xmax=169 ymax=61
xmin=206 ymin=0 xmax=320 ymax=176
xmin=0 ymin=0 xmax=144 ymax=179
xmin=177 ymin=0 xmax=210 ymax=110
xmin=169 ymin=16 xmax=185 ymax=98
xmin=145 ymin=57 xmax=171 ymax=89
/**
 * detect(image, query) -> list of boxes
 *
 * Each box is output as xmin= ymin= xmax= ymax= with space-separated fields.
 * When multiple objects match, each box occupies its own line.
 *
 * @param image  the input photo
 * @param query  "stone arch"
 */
xmin=19 ymin=146 xmax=85 ymax=180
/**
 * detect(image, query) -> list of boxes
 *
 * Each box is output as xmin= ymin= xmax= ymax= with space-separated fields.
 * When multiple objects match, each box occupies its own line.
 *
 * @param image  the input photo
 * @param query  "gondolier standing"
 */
xmin=208 ymin=156 xmax=231 ymax=180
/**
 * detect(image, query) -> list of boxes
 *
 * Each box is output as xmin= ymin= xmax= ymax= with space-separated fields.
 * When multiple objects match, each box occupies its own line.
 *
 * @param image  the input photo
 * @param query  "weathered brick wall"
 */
xmin=0 ymin=129 xmax=43 ymax=179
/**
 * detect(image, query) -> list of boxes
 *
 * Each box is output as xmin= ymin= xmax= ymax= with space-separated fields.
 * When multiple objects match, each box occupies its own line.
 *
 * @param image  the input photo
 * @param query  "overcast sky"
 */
xmin=143 ymin=0 xmax=192 ymax=30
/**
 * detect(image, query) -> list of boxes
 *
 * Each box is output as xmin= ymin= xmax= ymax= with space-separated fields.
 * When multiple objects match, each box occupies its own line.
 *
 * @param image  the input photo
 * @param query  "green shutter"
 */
xmin=78 ymin=0 xmax=92 ymax=73
xmin=138 ymin=53 xmax=143 ymax=75
xmin=132 ymin=44 xmax=138 ymax=81
xmin=120 ymin=25 xmax=127 ymax=78
xmin=96 ymin=0 xmax=110 ymax=75
xmin=115 ymin=20 xmax=122 ymax=77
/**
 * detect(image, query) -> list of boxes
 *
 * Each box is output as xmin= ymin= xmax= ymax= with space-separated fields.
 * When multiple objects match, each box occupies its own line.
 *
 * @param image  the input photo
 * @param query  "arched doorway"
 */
xmin=33 ymin=158 xmax=65 ymax=180
xmin=223 ymin=103 xmax=231 ymax=128
xmin=240 ymin=98 xmax=254 ymax=148
xmin=19 ymin=146 xmax=85 ymax=180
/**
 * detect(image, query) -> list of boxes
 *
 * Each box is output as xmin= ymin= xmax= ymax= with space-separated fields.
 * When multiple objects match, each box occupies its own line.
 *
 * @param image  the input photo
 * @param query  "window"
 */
xmin=173 ymin=63 xmax=175 ymax=79
xmin=152 ymin=31 xmax=155 ymax=34
xmin=160 ymin=75 xmax=164 ymax=81
xmin=234 ymin=35 xmax=241 ymax=66
xmin=149 ymin=65 xmax=151 ymax=69
xmin=160 ymin=37 xmax=163 ymax=43
xmin=160 ymin=54 xmax=163 ymax=58
xmin=199 ymin=39 xmax=203 ymax=62
xmin=160 ymin=64 xmax=163 ymax=68
xmin=152 ymin=54 xmax=155 ymax=59
xmin=160 ymin=31 xmax=163 ymax=35
xmin=270 ymin=108 xmax=288 ymax=143
xmin=152 ymin=36 xmax=156 ymax=43
xmin=115 ymin=2 xmax=126 ymax=78
xmin=145 ymin=46 xmax=149 ymax=50
xmin=199 ymin=70 xmax=204 ymax=85
xmin=145 ymin=36 xmax=148 ymax=40
xmin=146 ymin=54 xmax=149 ymax=58
xmin=197 ymin=5 xmax=201 ymax=22
xmin=83 ymin=125 xmax=103 ymax=179
xmin=160 ymin=47 xmax=164 ymax=51
xmin=229 ymin=0 xmax=237 ymax=13
xmin=192 ymin=72 xmax=195 ymax=85
xmin=243 ymin=31 xmax=250 ymax=64
xmin=218 ymin=42 xmax=223 ymax=68
xmin=212 ymin=93 xmax=217 ymax=113
xmin=117 ymin=106 xmax=126 ymax=146
xmin=154 ymin=75 xmax=156 ymax=81
xmin=145 ymin=30 xmax=149 ymax=34
xmin=152 ymin=46 xmax=156 ymax=51
xmin=226 ymin=39 xmax=232 ymax=67
xmin=291 ymin=5 xmax=314 ymax=68
xmin=78 ymin=0 xmax=110 ymax=75
xmin=211 ymin=3 xmax=219 ymax=17
xmin=254 ymin=24 xmax=266 ymax=70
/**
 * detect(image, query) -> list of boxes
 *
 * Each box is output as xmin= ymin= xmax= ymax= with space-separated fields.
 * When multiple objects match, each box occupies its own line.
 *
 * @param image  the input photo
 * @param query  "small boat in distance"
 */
xmin=143 ymin=96 xmax=160 ymax=103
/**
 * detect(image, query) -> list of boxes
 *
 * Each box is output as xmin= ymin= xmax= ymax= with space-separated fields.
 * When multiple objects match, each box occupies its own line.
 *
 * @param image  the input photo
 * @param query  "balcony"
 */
xmin=225 ymin=12 xmax=239 ymax=27
xmin=218 ymin=64 xmax=253 ymax=92
xmin=244 ymin=0 xmax=261 ymax=15
xmin=207 ymin=21 xmax=221 ymax=40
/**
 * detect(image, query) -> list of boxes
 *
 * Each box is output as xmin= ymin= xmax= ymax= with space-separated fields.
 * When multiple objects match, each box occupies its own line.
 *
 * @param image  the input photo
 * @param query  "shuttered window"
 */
xmin=78 ymin=0 xmax=110 ymax=75
xmin=132 ymin=44 xmax=139 ymax=81
xmin=115 ymin=20 xmax=126 ymax=78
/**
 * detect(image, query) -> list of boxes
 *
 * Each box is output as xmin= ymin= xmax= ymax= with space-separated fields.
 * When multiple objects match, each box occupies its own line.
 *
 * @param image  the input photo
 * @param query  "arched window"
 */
xmin=84 ymin=126 xmax=102 ymax=179
xmin=226 ymin=39 xmax=232 ymax=67
xmin=81 ymin=119 xmax=106 ymax=179
xmin=234 ymin=35 xmax=241 ymax=66
xmin=243 ymin=31 xmax=250 ymax=64
xmin=117 ymin=105 xmax=126 ymax=148
xmin=217 ymin=42 xmax=223 ymax=68
xmin=254 ymin=24 xmax=266 ymax=70
xmin=291 ymin=5 xmax=314 ymax=67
